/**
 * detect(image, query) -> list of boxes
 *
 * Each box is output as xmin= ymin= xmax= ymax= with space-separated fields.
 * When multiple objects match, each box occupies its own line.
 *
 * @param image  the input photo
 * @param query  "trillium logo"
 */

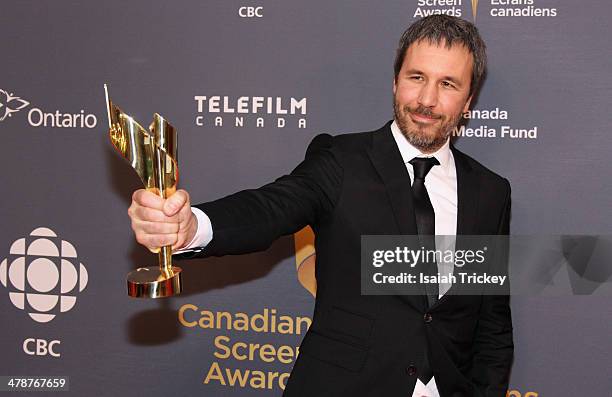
xmin=0 ymin=227 xmax=89 ymax=323
xmin=0 ymin=89 xmax=30 ymax=121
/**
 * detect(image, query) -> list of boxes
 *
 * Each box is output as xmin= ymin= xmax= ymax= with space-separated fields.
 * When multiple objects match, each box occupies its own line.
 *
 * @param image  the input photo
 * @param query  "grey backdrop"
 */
xmin=1 ymin=1 xmax=611 ymax=396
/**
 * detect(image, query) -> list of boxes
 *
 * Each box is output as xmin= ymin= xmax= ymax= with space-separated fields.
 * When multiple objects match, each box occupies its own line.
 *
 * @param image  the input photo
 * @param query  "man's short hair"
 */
xmin=394 ymin=15 xmax=487 ymax=97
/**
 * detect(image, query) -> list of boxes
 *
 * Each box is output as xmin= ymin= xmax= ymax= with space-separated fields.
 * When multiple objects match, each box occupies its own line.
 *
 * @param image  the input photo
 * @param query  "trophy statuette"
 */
xmin=104 ymin=84 xmax=182 ymax=298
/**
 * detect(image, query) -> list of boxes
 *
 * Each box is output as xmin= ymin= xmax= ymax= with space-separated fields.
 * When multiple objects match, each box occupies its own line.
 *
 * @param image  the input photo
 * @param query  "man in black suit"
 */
xmin=128 ymin=15 xmax=513 ymax=397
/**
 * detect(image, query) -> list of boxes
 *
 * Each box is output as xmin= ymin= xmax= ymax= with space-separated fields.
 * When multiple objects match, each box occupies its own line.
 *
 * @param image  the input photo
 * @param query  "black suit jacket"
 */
xmin=191 ymin=121 xmax=513 ymax=397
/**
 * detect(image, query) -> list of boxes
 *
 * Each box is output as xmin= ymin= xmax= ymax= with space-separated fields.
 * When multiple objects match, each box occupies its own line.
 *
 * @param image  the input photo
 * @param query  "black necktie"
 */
xmin=409 ymin=156 xmax=440 ymax=306
xmin=409 ymin=157 xmax=440 ymax=386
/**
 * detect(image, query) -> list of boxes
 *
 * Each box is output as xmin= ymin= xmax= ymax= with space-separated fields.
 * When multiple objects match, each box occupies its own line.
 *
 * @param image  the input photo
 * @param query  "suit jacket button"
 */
xmin=423 ymin=313 xmax=433 ymax=323
xmin=406 ymin=365 xmax=417 ymax=376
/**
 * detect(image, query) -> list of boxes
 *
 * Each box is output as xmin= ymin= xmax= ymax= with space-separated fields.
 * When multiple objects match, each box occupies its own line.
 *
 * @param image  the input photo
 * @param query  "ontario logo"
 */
xmin=0 ymin=87 xmax=98 ymax=128
xmin=0 ymin=227 xmax=89 ymax=323
xmin=0 ymin=89 xmax=30 ymax=121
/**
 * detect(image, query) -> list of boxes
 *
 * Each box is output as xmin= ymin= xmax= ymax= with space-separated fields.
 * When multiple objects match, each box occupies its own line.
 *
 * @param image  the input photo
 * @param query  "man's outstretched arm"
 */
xmin=128 ymin=134 xmax=342 ymax=257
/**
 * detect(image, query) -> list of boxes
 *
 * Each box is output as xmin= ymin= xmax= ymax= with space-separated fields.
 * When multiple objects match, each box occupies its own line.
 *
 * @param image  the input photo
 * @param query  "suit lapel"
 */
xmin=367 ymin=122 xmax=418 ymax=236
xmin=367 ymin=123 xmax=425 ymax=311
xmin=452 ymin=145 xmax=480 ymax=236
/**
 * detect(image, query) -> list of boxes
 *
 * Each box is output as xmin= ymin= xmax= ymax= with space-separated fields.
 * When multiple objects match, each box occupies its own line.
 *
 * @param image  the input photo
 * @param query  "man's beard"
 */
xmin=393 ymin=100 xmax=461 ymax=153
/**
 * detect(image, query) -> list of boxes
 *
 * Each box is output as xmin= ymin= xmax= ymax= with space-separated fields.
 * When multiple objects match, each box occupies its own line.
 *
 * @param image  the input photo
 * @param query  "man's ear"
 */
xmin=463 ymin=95 xmax=473 ymax=113
xmin=393 ymin=77 xmax=397 ymax=95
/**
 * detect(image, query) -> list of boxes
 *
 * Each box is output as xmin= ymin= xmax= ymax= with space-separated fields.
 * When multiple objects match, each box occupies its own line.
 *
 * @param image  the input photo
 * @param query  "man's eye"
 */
xmin=410 ymin=75 xmax=424 ymax=81
xmin=442 ymin=81 xmax=455 ymax=88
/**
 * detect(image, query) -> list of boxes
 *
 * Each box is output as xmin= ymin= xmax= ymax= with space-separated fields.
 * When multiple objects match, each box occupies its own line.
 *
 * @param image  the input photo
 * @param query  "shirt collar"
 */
xmin=390 ymin=120 xmax=453 ymax=176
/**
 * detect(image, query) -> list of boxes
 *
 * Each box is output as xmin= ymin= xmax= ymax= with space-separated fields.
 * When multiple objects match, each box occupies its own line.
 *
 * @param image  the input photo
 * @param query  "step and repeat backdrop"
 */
xmin=1 ymin=1 xmax=611 ymax=396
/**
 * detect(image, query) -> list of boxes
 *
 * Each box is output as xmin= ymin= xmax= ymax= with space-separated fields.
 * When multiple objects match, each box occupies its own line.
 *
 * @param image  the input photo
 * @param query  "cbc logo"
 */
xmin=239 ymin=6 xmax=263 ymax=18
xmin=23 ymin=338 xmax=61 ymax=357
xmin=0 ymin=227 xmax=88 ymax=323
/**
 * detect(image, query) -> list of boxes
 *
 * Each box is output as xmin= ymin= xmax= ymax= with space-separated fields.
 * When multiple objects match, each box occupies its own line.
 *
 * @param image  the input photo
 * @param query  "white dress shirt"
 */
xmin=178 ymin=120 xmax=458 ymax=397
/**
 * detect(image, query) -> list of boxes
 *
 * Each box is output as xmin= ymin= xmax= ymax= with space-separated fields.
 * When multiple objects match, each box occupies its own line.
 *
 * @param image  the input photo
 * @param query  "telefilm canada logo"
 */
xmin=193 ymin=95 xmax=307 ymax=129
xmin=412 ymin=0 xmax=557 ymax=20
xmin=0 ymin=227 xmax=89 ymax=323
xmin=0 ymin=88 xmax=97 ymax=129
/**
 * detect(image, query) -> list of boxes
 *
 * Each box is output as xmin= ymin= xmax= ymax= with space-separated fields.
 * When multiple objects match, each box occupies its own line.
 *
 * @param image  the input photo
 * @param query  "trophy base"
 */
xmin=127 ymin=266 xmax=182 ymax=298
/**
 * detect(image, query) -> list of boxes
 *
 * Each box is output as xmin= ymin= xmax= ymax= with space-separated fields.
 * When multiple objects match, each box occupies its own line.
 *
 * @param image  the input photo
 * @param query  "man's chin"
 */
xmin=403 ymin=129 xmax=448 ymax=152
xmin=408 ymin=129 xmax=439 ymax=143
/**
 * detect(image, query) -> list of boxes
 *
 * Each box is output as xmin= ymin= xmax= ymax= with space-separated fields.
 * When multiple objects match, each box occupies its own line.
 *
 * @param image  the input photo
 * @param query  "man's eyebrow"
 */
xmin=404 ymin=68 xmax=423 ymax=75
xmin=403 ymin=69 xmax=464 ymax=87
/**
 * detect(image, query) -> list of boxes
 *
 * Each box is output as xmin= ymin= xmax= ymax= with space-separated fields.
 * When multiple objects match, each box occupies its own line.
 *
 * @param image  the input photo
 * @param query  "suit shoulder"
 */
xmin=310 ymin=127 xmax=377 ymax=153
xmin=454 ymin=148 xmax=511 ymax=191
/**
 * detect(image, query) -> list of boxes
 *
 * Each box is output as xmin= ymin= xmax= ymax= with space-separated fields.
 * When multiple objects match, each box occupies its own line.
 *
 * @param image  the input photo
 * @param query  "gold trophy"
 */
xmin=104 ymin=84 xmax=182 ymax=298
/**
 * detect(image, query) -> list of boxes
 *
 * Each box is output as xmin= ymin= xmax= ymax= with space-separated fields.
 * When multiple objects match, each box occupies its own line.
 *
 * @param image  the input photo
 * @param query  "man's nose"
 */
xmin=417 ymin=81 xmax=438 ymax=108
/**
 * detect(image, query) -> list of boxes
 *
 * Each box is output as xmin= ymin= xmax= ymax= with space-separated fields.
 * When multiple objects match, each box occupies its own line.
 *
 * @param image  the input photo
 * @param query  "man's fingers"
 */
xmin=133 ymin=206 xmax=178 ymax=223
xmin=132 ymin=219 xmax=180 ymax=235
xmin=132 ymin=189 xmax=165 ymax=210
xmin=163 ymin=189 xmax=190 ymax=216
xmin=135 ymin=232 xmax=178 ymax=250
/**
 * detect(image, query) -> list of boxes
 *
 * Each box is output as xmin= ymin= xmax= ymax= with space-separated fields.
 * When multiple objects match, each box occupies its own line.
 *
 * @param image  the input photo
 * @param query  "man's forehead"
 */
xmin=409 ymin=37 xmax=471 ymax=54
xmin=403 ymin=39 xmax=473 ymax=69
